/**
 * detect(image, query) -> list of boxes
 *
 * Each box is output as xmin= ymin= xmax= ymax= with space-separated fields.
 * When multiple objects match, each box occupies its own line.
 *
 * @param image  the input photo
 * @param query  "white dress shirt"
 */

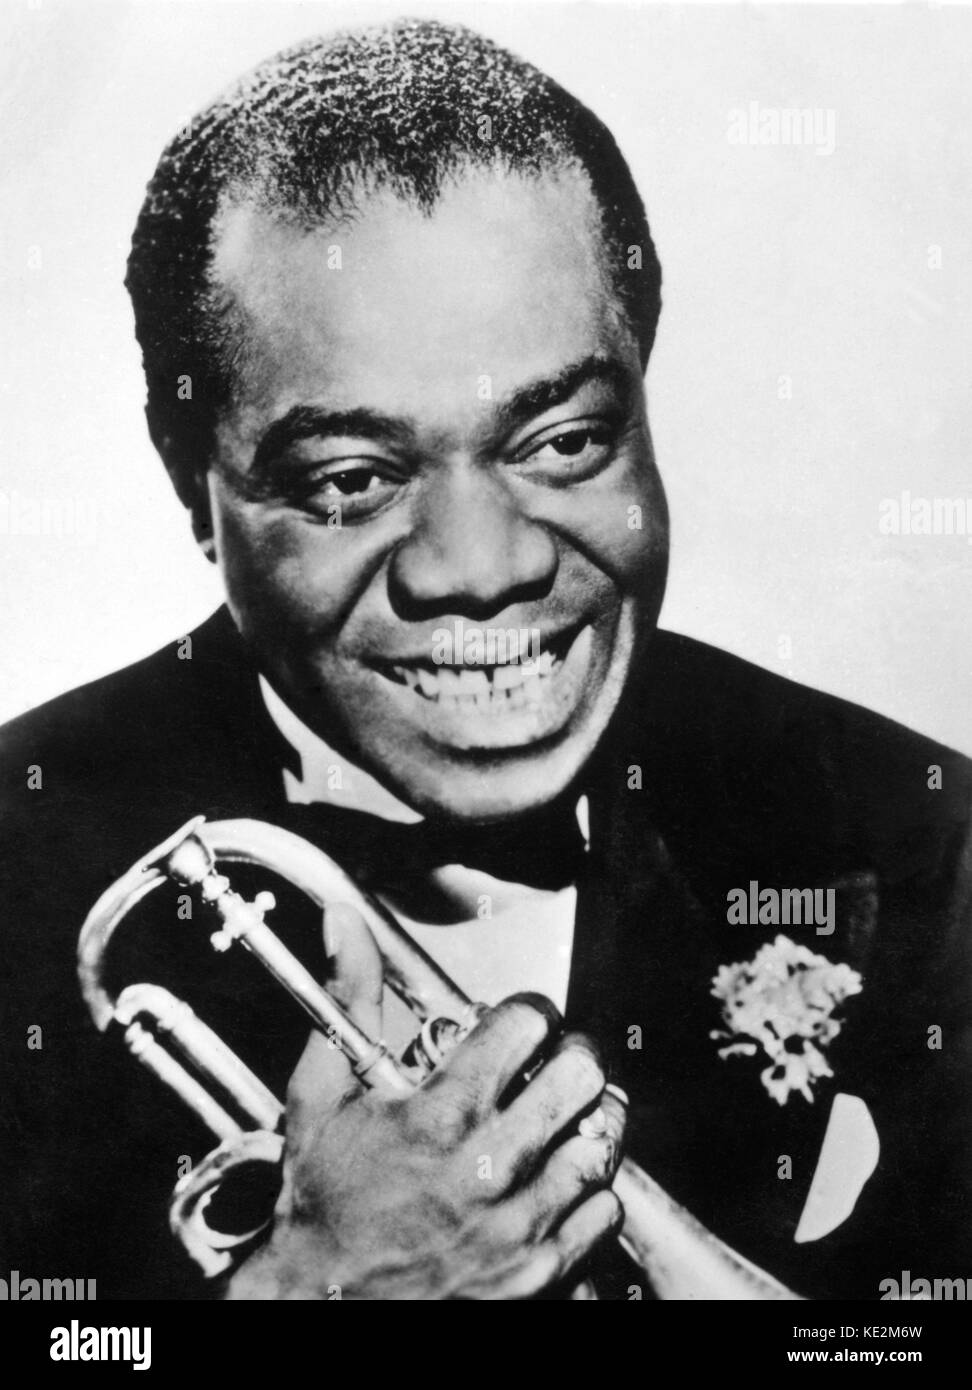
xmin=259 ymin=677 xmax=582 ymax=1021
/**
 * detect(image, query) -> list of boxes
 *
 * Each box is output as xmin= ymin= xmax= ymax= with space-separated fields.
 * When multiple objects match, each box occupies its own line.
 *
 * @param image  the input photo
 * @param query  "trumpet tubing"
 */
xmin=78 ymin=816 xmax=800 ymax=1298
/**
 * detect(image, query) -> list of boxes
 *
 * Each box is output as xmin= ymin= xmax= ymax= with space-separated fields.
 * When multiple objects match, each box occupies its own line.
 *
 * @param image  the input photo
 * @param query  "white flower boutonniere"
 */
xmin=710 ymin=934 xmax=863 ymax=1105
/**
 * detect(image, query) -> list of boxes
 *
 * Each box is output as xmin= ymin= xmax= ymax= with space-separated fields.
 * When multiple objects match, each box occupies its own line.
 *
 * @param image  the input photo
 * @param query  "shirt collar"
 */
xmin=258 ymin=675 xmax=423 ymax=824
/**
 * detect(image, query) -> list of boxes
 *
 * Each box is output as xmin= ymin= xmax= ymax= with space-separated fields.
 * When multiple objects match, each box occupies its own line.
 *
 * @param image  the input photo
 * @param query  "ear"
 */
xmin=189 ymin=490 xmax=217 ymax=564
xmin=181 ymin=468 xmax=217 ymax=565
xmin=148 ymin=410 xmax=218 ymax=564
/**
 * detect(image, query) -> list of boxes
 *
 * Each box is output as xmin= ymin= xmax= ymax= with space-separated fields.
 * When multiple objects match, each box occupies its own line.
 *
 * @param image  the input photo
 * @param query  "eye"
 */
xmin=294 ymin=459 xmax=406 ymax=520
xmin=322 ymin=467 xmax=386 ymax=497
xmin=515 ymin=420 xmax=618 ymax=481
xmin=534 ymin=428 xmax=603 ymax=457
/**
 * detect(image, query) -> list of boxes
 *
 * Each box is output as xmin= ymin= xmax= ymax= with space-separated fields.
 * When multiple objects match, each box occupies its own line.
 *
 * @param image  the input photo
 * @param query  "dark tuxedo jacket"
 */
xmin=1 ymin=608 xmax=970 ymax=1300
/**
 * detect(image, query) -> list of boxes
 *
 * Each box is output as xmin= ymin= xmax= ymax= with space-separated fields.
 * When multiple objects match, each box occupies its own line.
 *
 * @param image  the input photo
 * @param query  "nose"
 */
xmin=388 ymin=462 xmax=558 ymax=619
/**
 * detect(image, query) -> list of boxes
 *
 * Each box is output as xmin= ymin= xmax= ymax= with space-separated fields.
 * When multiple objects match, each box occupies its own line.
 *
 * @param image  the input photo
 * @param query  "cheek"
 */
xmin=619 ymin=469 xmax=669 ymax=592
xmin=547 ymin=460 xmax=668 ymax=599
xmin=211 ymin=498 xmax=353 ymax=633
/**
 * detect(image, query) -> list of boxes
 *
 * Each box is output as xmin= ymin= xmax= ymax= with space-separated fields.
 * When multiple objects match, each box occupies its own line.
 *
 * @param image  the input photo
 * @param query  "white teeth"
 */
xmin=521 ymin=675 xmax=543 ymax=706
xmin=388 ymin=639 xmax=569 ymax=706
xmin=393 ymin=665 xmax=420 ymax=689
xmin=455 ymin=668 xmax=489 ymax=697
xmin=535 ymin=650 xmax=555 ymax=677
xmin=415 ymin=668 xmax=441 ymax=700
xmin=436 ymin=667 xmax=462 ymax=696
xmin=493 ymin=663 xmax=523 ymax=691
xmin=518 ymin=652 xmax=554 ymax=680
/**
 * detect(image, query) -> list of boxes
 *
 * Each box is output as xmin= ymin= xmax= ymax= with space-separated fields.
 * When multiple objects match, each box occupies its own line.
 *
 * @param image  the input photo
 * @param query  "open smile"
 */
xmin=378 ymin=627 xmax=577 ymax=712
xmin=368 ymin=623 xmax=595 ymax=751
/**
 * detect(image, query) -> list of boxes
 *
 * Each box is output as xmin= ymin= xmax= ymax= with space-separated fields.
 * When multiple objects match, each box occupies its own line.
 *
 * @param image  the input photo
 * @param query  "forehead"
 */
xmin=210 ymin=167 xmax=632 ymax=430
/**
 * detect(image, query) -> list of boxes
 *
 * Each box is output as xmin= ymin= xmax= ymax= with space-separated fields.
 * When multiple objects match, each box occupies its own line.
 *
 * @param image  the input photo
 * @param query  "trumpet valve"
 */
xmin=400 ymin=1013 xmax=477 ymax=1078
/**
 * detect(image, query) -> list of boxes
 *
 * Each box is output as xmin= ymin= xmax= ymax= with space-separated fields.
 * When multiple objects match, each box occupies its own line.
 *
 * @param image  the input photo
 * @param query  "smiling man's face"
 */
xmin=203 ymin=166 xmax=668 ymax=821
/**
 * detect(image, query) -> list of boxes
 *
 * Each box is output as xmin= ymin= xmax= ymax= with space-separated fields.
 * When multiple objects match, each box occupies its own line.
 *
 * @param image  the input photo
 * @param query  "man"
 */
xmin=1 ymin=19 xmax=969 ymax=1301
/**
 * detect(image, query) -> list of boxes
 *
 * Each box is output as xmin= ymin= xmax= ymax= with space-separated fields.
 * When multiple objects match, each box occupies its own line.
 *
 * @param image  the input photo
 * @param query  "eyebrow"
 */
xmin=250 ymin=354 xmax=632 ymax=473
xmin=492 ymin=355 xmax=632 ymax=435
xmin=252 ymin=406 xmax=416 ymax=473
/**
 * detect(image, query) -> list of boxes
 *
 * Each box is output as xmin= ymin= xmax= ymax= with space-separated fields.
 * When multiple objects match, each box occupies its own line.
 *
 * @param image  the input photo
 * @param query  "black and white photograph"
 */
xmin=1 ymin=0 xmax=969 ymax=1332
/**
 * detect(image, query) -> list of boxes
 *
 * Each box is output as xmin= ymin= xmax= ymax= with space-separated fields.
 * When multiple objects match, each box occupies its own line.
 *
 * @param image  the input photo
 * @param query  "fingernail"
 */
xmin=605 ymin=1083 xmax=629 ymax=1106
xmin=579 ymin=1107 xmax=608 ymax=1138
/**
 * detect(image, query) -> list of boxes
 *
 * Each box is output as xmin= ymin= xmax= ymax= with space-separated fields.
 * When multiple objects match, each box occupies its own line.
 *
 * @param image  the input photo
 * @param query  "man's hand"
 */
xmin=224 ymin=905 xmax=625 ymax=1300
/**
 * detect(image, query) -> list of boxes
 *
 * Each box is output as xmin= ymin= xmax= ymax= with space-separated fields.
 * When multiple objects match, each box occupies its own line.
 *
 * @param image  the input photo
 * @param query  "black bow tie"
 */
xmin=281 ymin=797 xmax=588 ymax=894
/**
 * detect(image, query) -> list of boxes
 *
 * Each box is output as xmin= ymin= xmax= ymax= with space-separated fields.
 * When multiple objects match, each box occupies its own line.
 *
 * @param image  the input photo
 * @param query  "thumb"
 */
xmin=286 ymin=902 xmax=384 ymax=1116
xmin=322 ymin=900 xmax=384 ymax=1038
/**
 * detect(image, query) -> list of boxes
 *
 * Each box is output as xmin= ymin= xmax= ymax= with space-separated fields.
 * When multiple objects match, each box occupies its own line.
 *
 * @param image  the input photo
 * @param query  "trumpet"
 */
xmin=78 ymin=816 xmax=801 ymax=1299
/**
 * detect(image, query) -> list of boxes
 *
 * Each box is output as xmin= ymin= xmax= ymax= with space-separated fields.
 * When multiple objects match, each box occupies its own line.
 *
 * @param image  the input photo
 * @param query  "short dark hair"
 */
xmin=126 ymin=18 xmax=662 ymax=501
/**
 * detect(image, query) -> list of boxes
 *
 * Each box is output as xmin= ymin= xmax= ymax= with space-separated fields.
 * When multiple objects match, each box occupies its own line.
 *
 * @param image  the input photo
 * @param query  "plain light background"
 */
xmin=1 ymin=0 xmax=969 ymax=752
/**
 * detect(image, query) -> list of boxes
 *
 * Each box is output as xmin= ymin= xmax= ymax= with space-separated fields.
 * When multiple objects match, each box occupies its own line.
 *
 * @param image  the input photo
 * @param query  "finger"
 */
xmin=551 ymin=1188 xmax=624 ymax=1281
xmin=474 ymin=1190 xmax=623 ymax=1300
xmin=535 ymin=1086 xmax=627 ymax=1207
xmin=569 ymin=1279 xmax=599 ymax=1300
xmin=492 ymin=1088 xmax=626 ymax=1239
xmin=424 ymin=993 xmax=561 ymax=1116
xmin=287 ymin=1021 xmax=355 ymax=1120
xmin=576 ymin=1084 xmax=627 ymax=1154
xmin=490 ymin=1031 xmax=606 ymax=1175
xmin=322 ymin=901 xmax=383 ymax=1037
xmin=286 ymin=903 xmax=383 ymax=1117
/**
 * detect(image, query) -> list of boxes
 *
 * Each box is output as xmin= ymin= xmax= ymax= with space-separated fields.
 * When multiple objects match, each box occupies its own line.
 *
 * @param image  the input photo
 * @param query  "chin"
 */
xmin=414 ymin=756 xmax=581 ymax=817
xmin=361 ymin=699 xmax=615 ymax=824
xmin=386 ymin=755 xmax=577 ymax=824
